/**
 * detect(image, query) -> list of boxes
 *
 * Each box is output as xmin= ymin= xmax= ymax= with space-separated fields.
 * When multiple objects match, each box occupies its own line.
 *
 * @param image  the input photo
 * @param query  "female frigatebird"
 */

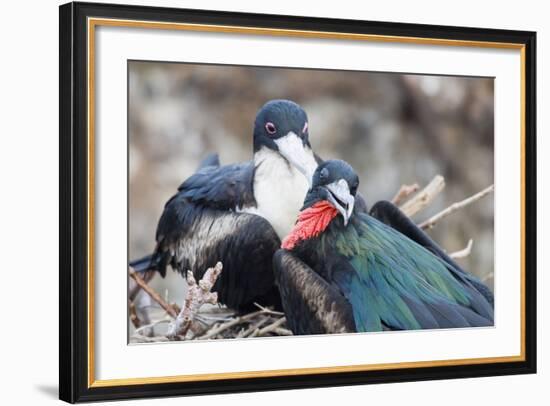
xmin=274 ymin=160 xmax=494 ymax=334
xmin=131 ymin=99 xmax=320 ymax=311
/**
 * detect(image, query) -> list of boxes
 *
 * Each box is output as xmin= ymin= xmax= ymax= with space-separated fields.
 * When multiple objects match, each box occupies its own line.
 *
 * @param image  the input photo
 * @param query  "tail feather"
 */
xmin=129 ymin=254 xmax=157 ymax=273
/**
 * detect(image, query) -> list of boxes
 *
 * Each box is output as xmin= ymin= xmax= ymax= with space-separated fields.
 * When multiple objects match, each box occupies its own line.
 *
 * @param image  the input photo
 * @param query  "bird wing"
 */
xmin=369 ymin=200 xmax=494 ymax=305
xmin=154 ymin=190 xmax=281 ymax=311
xmin=273 ymin=250 xmax=356 ymax=335
xmin=176 ymin=161 xmax=256 ymax=211
xmin=330 ymin=213 xmax=494 ymax=332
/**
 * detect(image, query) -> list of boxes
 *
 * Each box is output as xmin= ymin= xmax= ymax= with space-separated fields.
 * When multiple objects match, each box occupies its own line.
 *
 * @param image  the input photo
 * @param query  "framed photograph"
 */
xmin=59 ymin=1 xmax=536 ymax=403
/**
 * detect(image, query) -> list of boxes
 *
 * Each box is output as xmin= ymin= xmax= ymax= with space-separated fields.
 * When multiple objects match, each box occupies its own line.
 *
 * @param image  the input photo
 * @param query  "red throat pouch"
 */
xmin=281 ymin=200 xmax=338 ymax=250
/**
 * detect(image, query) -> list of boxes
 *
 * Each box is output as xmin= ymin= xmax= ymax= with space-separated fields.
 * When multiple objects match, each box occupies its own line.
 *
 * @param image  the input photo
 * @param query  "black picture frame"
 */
xmin=59 ymin=1 xmax=537 ymax=403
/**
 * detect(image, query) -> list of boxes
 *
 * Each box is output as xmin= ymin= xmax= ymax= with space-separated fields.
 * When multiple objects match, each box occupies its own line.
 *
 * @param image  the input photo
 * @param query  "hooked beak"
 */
xmin=324 ymin=179 xmax=355 ymax=226
xmin=274 ymin=132 xmax=318 ymax=185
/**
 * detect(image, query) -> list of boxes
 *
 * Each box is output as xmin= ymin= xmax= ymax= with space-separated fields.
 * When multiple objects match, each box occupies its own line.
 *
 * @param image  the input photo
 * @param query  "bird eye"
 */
xmin=265 ymin=122 xmax=277 ymax=135
xmin=320 ymin=168 xmax=329 ymax=180
xmin=302 ymin=122 xmax=308 ymax=133
xmin=350 ymin=180 xmax=359 ymax=194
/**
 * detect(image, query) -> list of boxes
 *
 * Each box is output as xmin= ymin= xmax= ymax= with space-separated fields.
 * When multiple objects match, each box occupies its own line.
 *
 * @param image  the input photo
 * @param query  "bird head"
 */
xmin=253 ymin=99 xmax=317 ymax=183
xmin=304 ymin=160 xmax=359 ymax=226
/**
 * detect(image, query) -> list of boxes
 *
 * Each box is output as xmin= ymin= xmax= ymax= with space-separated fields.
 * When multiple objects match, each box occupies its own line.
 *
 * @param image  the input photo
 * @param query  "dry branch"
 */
xmin=129 ymin=300 xmax=141 ymax=329
xmin=449 ymin=239 xmax=474 ymax=259
xmin=273 ymin=327 xmax=293 ymax=336
xmin=399 ymin=175 xmax=445 ymax=217
xmin=253 ymin=302 xmax=285 ymax=316
xmin=419 ymin=185 xmax=494 ymax=230
xmin=134 ymin=319 xmax=171 ymax=336
xmin=129 ymin=270 xmax=155 ymax=302
xmin=129 ymin=267 xmax=178 ymax=318
xmin=257 ymin=317 xmax=287 ymax=336
xmin=391 ymin=183 xmax=420 ymax=206
xmin=167 ymin=262 xmax=223 ymax=338
xmin=197 ymin=310 xmax=265 ymax=340
xmin=131 ymin=333 xmax=171 ymax=343
xmin=237 ymin=317 xmax=271 ymax=338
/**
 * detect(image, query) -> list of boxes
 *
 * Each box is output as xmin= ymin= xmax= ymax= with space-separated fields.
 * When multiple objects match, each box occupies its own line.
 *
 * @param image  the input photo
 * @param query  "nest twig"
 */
xmin=167 ymin=262 xmax=223 ymax=338
xmin=449 ymin=239 xmax=474 ymax=259
xmin=391 ymin=183 xmax=420 ymax=206
xmin=129 ymin=266 xmax=178 ymax=318
xmin=399 ymin=175 xmax=445 ymax=217
xmin=418 ymin=185 xmax=494 ymax=230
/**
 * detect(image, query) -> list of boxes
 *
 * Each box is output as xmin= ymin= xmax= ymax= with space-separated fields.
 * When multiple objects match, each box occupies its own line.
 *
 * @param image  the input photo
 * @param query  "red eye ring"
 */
xmin=302 ymin=122 xmax=308 ymax=133
xmin=265 ymin=122 xmax=277 ymax=135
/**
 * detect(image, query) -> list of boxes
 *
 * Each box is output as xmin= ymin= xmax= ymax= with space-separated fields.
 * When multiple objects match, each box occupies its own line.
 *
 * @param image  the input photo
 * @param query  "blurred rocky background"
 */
xmin=128 ymin=61 xmax=494 ymax=316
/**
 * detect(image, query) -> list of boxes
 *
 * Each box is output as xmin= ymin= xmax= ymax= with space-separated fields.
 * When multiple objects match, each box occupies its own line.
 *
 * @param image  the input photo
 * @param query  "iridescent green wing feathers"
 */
xmin=332 ymin=213 xmax=494 ymax=332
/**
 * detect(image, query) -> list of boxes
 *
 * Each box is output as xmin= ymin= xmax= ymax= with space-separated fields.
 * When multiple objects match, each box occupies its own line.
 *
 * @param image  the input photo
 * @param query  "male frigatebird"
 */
xmin=274 ymin=160 xmax=494 ymax=335
xmin=131 ymin=99 xmax=319 ymax=311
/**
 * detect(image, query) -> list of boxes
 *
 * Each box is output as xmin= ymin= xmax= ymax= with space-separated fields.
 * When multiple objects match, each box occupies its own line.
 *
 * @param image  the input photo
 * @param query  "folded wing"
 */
xmin=273 ymin=250 xmax=356 ymax=335
xmin=333 ymin=214 xmax=494 ymax=332
xmin=152 ymin=161 xmax=281 ymax=311
xmin=369 ymin=200 xmax=494 ymax=305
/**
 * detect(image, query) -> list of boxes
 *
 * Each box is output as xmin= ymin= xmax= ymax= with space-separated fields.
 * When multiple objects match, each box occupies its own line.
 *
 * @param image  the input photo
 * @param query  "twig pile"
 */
xmin=129 ymin=175 xmax=494 ymax=343
xmin=130 ymin=297 xmax=289 ymax=343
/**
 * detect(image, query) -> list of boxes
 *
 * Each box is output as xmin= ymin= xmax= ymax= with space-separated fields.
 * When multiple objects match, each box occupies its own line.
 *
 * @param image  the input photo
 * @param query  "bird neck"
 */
xmin=281 ymin=200 xmax=339 ymax=250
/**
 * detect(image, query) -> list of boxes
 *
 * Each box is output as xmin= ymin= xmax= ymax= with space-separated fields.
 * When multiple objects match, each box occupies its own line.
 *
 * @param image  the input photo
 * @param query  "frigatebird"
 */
xmin=274 ymin=160 xmax=494 ymax=335
xmin=131 ymin=99 xmax=319 ymax=311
